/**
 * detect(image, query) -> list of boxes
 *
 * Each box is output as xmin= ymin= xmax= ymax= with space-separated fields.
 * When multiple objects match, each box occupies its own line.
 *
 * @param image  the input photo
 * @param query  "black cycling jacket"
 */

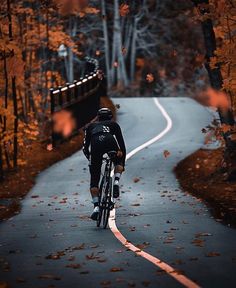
xmin=83 ymin=120 xmax=126 ymax=161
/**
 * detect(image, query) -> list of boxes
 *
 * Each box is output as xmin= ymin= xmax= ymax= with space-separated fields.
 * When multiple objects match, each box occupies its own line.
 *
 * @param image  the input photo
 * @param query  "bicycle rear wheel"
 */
xmin=102 ymin=177 xmax=112 ymax=229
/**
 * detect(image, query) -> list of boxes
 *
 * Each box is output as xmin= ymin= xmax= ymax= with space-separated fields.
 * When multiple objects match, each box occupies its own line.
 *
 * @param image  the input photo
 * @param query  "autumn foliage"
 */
xmin=0 ymin=0 xmax=97 ymax=176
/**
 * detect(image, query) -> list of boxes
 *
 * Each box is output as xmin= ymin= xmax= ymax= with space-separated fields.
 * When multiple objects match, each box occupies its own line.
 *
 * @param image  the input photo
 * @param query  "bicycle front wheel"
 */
xmin=97 ymin=176 xmax=105 ymax=227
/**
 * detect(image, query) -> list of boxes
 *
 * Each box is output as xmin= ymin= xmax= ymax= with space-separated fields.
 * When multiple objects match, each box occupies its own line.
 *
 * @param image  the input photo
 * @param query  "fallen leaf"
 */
xmin=163 ymin=150 xmax=171 ymax=158
xmin=146 ymin=73 xmax=154 ymax=83
xmin=110 ymin=267 xmax=123 ymax=272
xmin=205 ymin=252 xmax=221 ymax=257
xmin=120 ymin=4 xmax=129 ymax=16
xmin=38 ymin=274 xmax=61 ymax=280
xmin=66 ymin=263 xmax=81 ymax=269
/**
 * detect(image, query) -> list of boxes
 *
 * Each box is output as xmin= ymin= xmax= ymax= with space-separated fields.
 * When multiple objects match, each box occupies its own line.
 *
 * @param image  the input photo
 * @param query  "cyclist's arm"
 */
xmin=83 ymin=126 xmax=91 ymax=160
xmin=114 ymin=123 xmax=126 ymax=161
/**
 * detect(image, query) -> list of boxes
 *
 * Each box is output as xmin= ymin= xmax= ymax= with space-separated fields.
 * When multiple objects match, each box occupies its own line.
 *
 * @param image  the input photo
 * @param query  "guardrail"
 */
xmin=50 ymin=57 xmax=99 ymax=113
xmin=49 ymin=57 xmax=101 ymax=145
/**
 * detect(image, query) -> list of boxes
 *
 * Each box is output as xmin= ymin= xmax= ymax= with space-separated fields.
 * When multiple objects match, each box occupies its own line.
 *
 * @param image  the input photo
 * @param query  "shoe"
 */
xmin=113 ymin=181 xmax=120 ymax=198
xmin=91 ymin=206 xmax=100 ymax=221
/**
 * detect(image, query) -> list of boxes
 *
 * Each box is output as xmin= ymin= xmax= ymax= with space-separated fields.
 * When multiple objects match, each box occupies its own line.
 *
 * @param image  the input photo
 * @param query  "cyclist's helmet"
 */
xmin=97 ymin=108 xmax=113 ymax=121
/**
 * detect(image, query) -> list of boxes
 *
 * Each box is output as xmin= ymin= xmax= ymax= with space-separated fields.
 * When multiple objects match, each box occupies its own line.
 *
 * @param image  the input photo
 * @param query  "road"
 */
xmin=0 ymin=98 xmax=236 ymax=288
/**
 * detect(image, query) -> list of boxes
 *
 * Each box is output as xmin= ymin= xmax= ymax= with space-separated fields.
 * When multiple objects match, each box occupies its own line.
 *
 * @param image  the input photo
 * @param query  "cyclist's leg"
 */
xmin=113 ymin=157 xmax=125 ymax=198
xmin=89 ymin=159 xmax=102 ymax=205
xmin=89 ymin=153 xmax=102 ymax=220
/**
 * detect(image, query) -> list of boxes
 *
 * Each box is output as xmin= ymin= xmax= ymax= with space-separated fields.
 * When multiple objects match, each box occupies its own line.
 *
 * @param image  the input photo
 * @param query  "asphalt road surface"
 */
xmin=1 ymin=98 xmax=236 ymax=288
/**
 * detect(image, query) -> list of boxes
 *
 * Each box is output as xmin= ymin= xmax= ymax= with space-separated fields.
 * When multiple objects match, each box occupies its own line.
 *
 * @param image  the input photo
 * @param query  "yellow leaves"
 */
xmin=120 ymin=4 xmax=130 ymax=17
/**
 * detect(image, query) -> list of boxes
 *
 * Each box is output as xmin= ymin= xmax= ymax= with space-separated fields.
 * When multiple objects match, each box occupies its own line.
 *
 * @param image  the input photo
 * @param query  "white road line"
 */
xmin=109 ymin=98 xmax=200 ymax=288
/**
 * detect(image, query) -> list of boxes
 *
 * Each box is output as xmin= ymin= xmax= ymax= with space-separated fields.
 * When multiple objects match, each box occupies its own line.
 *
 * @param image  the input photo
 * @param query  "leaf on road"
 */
xmin=195 ymin=232 xmax=212 ymax=237
xmin=86 ymin=253 xmax=99 ymax=260
xmin=66 ymin=263 xmax=81 ymax=269
xmin=90 ymin=244 xmax=99 ymax=249
xmin=38 ymin=274 xmax=61 ymax=280
xmin=72 ymin=243 xmax=85 ymax=250
xmin=100 ymin=281 xmax=111 ymax=286
xmin=136 ymin=242 xmax=150 ymax=250
xmin=97 ymin=258 xmax=107 ymax=263
xmin=45 ymin=254 xmax=61 ymax=260
xmin=133 ymin=177 xmax=140 ymax=183
xmin=163 ymin=150 xmax=171 ymax=158
xmin=131 ymin=203 xmax=140 ymax=207
xmin=205 ymin=252 xmax=221 ymax=257
xmin=142 ymin=280 xmax=151 ymax=287
xmin=110 ymin=267 xmax=124 ymax=272
xmin=192 ymin=238 xmax=205 ymax=247
xmin=68 ymin=256 xmax=75 ymax=261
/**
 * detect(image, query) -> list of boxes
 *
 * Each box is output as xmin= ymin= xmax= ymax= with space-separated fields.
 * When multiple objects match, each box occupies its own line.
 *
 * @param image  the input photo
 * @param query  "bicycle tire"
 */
xmin=97 ymin=177 xmax=105 ymax=227
xmin=103 ymin=177 xmax=112 ymax=229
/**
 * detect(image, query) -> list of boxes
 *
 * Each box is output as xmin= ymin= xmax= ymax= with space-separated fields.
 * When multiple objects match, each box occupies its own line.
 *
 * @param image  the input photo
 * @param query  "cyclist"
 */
xmin=83 ymin=108 xmax=126 ymax=220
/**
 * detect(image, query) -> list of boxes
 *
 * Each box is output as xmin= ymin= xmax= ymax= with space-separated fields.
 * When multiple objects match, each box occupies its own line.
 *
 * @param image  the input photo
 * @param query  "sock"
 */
xmin=92 ymin=196 xmax=99 ymax=207
xmin=115 ymin=173 xmax=121 ymax=182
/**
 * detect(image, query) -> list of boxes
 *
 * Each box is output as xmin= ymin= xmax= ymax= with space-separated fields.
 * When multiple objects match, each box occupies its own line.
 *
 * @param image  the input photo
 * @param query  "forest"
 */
xmin=0 ymin=0 xmax=236 ymax=178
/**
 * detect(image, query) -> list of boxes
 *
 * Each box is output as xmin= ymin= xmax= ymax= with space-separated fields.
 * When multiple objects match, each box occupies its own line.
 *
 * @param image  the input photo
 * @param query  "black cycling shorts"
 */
xmin=89 ymin=133 xmax=124 ymax=188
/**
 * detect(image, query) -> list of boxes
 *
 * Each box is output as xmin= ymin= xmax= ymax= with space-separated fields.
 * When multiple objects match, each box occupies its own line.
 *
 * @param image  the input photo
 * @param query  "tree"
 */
xmin=192 ymin=0 xmax=235 ymax=125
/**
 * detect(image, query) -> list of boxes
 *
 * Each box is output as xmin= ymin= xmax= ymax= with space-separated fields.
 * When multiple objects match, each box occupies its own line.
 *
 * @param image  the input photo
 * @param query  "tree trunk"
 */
xmin=12 ymin=76 xmax=18 ymax=168
xmin=67 ymin=17 xmax=77 ymax=83
xmin=192 ymin=0 xmax=234 ymax=125
xmin=192 ymin=0 xmax=236 ymax=180
xmin=0 ymin=116 xmax=4 ymax=180
xmin=101 ymin=0 xmax=112 ymax=88
xmin=130 ymin=19 xmax=137 ymax=82
xmin=113 ymin=0 xmax=129 ymax=87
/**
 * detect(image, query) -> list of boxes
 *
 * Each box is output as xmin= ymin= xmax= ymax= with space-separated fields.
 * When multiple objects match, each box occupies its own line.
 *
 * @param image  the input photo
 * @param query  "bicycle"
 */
xmin=97 ymin=151 xmax=117 ymax=229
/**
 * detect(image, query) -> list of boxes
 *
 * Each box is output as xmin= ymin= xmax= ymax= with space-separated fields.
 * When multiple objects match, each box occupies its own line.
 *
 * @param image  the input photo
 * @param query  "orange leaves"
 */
xmin=52 ymin=110 xmax=76 ymax=138
xmin=146 ymin=73 xmax=154 ymax=83
xmin=7 ymin=56 xmax=25 ymax=77
xmin=120 ymin=4 xmax=130 ymax=17
xmin=110 ymin=267 xmax=123 ymax=272
xmin=136 ymin=58 xmax=145 ymax=68
xmin=57 ymin=0 xmax=99 ymax=17
xmin=198 ymin=87 xmax=231 ymax=110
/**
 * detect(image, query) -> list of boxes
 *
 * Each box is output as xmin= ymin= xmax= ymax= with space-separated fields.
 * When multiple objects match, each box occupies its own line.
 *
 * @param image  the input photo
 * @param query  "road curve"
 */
xmin=0 ymin=98 xmax=236 ymax=288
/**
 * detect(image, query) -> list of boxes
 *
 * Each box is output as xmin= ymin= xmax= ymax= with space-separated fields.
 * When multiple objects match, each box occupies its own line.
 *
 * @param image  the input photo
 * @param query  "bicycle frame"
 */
xmin=97 ymin=152 xmax=116 ymax=229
